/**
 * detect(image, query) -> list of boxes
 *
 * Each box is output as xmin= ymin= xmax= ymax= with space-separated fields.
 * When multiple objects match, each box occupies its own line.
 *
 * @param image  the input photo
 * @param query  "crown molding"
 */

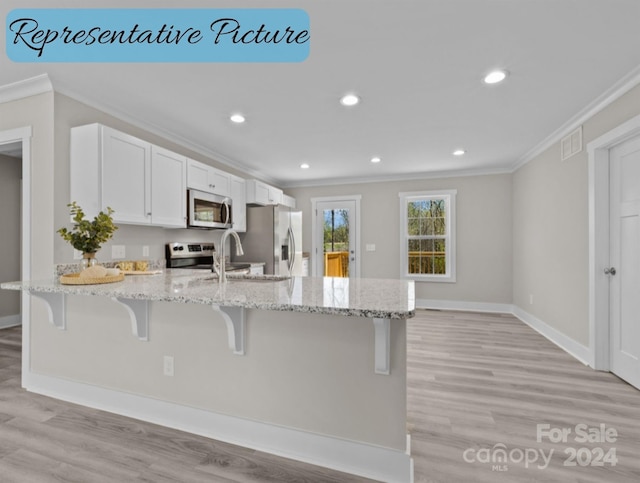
xmin=0 ymin=74 xmax=53 ymax=104
xmin=51 ymin=83 xmax=280 ymax=185
xmin=281 ymin=165 xmax=513 ymax=188
xmin=511 ymin=64 xmax=640 ymax=172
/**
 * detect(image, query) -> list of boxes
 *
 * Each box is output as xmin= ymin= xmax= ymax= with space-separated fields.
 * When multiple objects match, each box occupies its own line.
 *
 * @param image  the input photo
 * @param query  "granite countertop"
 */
xmin=1 ymin=270 xmax=415 ymax=319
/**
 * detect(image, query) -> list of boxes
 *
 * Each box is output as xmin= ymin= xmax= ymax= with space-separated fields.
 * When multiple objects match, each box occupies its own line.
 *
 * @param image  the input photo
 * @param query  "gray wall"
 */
xmin=0 ymin=154 xmax=21 ymax=319
xmin=286 ymin=173 xmax=513 ymax=304
xmin=512 ymin=82 xmax=640 ymax=346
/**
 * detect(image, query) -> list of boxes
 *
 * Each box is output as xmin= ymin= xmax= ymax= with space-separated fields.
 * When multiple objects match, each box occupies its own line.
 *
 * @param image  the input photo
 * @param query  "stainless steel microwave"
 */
xmin=187 ymin=189 xmax=232 ymax=229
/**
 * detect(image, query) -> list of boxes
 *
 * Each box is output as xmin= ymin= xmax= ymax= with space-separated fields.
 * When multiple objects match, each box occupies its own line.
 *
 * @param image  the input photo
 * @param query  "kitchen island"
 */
xmin=2 ymin=271 xmax=415 ymax=482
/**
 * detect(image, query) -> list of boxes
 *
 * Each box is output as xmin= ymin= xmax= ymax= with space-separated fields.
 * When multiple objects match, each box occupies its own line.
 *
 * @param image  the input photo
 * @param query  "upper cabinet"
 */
xmin=150 ymin=146 xmax=187 ymax=228
xmin=187 ymin=159 xmax=230 ymax=197
xmin=70 ymin=124 xmax=187 ymax=228
xmin=246 ymin=179 xmax=283 ymax=206
xmin=281 ymin=194 xmax=296 ymax=208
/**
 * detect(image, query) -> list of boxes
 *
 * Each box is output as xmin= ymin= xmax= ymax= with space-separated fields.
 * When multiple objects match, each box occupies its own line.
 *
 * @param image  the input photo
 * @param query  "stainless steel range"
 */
xmin=165 ymin=242 xmax=250 ymax=273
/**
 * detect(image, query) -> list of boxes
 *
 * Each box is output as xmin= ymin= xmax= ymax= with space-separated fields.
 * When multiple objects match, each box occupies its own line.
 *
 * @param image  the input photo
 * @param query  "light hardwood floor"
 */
xmin=1 ymin=310 xmax=640 ymax=482
xmin=409 ymin=310 xmax=640 ymax=483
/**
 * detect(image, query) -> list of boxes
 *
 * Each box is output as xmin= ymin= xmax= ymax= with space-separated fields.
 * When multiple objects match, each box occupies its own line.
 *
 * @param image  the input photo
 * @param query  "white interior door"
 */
xmin=609 ymin=135 xmax=640 ymax=389
xmin=314 ymin=199 xmax=358 ymax=278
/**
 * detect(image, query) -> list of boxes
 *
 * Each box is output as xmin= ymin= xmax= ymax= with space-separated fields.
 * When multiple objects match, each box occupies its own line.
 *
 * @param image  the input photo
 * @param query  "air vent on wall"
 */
xmin=561 ymin=126 xmax=582 ymax=161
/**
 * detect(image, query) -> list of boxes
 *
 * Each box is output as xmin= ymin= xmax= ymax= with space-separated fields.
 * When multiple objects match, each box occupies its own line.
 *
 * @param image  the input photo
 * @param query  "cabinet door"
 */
xmin=281 ymin=194 xmax=296 ymax=208
xmin=151 ymin=146 xmax=187 ymax=228
xmin=230 ymin=175 xmax=246 ymax=232
xmin=186 ymin=159 xmax=211 ymax=192
xmin=268 ymin=186 xmax=283 ymax=205
xmin=102 ymin=126 xmax=151 ymax=224
xmin=211 ymin=168 xmax=231 ymax=197
xmin=250 ymin=265 xmax=264 ymax=275
xmin=246 ymin=179 xmax=270 ymax=205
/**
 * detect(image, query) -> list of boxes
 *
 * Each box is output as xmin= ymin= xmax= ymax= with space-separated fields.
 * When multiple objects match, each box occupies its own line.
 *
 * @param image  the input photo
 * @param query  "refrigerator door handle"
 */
xmin=287 ymin=226 xmax=295 ymax=273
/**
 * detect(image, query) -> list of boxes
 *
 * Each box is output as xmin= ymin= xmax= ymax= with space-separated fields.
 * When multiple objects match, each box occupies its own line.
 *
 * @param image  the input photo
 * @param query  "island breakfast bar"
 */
xmin=2 ymin=271 xmax=415 ymax=482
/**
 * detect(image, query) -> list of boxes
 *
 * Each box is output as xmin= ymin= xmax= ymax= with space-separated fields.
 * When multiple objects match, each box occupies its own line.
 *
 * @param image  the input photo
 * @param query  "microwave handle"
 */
xmin=223 ymin=198 xmax=231 ymax=225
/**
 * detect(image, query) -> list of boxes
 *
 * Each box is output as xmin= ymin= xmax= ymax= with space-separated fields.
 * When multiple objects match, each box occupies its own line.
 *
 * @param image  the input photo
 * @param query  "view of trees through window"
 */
xmin=323 ymin=209 xmax=350 ymax=277
xmin=407 ymin=198 xmax=446 ymax=274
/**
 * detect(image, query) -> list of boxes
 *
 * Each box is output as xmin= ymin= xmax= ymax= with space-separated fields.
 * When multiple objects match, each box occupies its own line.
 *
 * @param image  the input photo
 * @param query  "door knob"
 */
xmin=604 ymin=267 xmax=617 ymax=276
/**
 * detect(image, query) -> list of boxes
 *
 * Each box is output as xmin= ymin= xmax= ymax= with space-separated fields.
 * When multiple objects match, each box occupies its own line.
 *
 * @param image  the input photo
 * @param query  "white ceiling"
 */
xmin=2 ymin=0 xmax=640 ymax=186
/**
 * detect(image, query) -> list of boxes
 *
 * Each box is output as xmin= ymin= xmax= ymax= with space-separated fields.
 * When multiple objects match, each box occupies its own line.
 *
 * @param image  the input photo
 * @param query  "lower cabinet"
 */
xmin=250 ymin=264 xmax=265 ymax=275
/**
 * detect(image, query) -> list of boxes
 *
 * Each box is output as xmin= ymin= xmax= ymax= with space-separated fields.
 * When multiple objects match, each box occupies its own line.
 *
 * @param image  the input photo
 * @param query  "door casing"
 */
xmin=587 ymin=113 xmax=640 ymax=370
xmin=311 ymin=195 xmax=361 ymax=278
xmin=0 ymin=126 xmax=32 ymax=385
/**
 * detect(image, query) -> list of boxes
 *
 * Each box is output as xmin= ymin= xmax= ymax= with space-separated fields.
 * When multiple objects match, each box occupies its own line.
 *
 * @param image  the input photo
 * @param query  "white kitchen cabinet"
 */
xmin=70 ymin=124 xmax=186 ymax=228
xmin=250 ymin=264 xmax=265 ymax=275
xmin=187 ymin=159 xmax=230 ymax=197
xmin=151 ymin=146 xmax=187 ymax=228
xmin=101 ymin=127 xmax=152 ymax=224
xmin=230 ymin=174 xmax=246 ymax=232
xmin=246 ymin=179 xmax=283 ymax=205
xmin=281 ymin=194 xmax=296 ymax=208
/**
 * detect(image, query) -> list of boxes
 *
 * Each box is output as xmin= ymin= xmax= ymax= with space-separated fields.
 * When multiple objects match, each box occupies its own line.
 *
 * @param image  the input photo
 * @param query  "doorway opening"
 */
xmin=0 ymin=126 xmax=32 ymax=384
xmin=0 ymin=142 xmax=22 ymax=329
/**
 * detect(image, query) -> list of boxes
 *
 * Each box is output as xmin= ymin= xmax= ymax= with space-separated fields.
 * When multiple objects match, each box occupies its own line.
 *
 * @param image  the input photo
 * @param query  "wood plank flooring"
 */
xmin=409 ymin=310 xmax=640 ymax=483
xmin=1 ymin=310 xmax=640 ymax=482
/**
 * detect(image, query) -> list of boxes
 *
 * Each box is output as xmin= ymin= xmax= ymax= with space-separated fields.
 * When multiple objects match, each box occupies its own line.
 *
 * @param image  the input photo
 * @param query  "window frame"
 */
xmin=399 ymin=189 xmax=457 ymax=282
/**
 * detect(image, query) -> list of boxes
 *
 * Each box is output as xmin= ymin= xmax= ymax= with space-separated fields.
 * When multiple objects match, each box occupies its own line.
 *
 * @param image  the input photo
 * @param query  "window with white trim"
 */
xmin=399 ymin=190 xmax=456 ymax=282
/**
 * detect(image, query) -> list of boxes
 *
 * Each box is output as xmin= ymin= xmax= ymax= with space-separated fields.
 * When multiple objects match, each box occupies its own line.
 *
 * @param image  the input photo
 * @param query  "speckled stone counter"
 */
xmin=2 ymin=270 xmax=415 ymax=319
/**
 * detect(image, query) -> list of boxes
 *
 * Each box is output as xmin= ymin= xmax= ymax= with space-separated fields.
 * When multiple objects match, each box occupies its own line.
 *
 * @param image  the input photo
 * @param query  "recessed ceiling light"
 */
xmin=230 ymin=113 xmax=245 ymax=123
xmin=300 ymin=163 xmax=310 ymax=169
xmin=370 ymin=156 xmax=381 ymax=163
xmin=453 ymin=149 xmax=466 ymax=156
xmin=483 ymin=70 xmax=508 ymax=84
xmin=340 ymin=94 xmax=360 ymax=106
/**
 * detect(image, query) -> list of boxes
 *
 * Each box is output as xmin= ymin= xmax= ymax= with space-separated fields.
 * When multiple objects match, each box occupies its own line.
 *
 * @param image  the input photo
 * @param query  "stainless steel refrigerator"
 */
xmin=235 ymin=205 xmax=303 ymax=276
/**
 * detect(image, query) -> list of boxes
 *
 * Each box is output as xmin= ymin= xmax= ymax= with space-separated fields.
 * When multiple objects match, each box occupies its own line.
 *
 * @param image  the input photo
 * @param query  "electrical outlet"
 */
xmin=529 ymin=294 xmax=534 ymax=305
xmin=366 ymin=244 xmax=376 ymax=252
xmin=112 ymin=245 xmax=126 ymax=259
xmin=163 ymin=356 xmax=174 ymax=377
xmin=142 ymin=245 xmax=150 ymax=257
xmin=73 ymin=249 xmax=83 ymax=260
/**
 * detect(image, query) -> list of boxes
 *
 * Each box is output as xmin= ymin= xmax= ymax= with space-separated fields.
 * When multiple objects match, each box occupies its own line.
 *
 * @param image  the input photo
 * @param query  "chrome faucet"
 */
xmin=214 ymin=228 xmax=244 ymax=283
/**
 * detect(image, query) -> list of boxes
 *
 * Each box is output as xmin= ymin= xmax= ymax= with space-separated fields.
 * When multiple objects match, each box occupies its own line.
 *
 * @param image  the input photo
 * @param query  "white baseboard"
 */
xmin=416 ymin=299 xmax=592 ymax=367
xmin=0 ymin=314 xmax=21 ymax=329
xmin=416 ymin=298 xmax=514 ymax=314
xmin=511 ymin=306 xmax=592 ymax=366
xmin=25 ymin=372 xmax=413 ymax=483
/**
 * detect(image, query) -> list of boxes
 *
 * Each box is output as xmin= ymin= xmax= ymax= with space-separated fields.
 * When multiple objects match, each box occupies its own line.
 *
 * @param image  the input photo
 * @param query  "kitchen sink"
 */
xmin=226 ymin=273 xmax=291 ymax=282
xmin=199 ymin=273 xmax=291 ymax=283
xmin=225 ymin=262 xmax=252 ymax=272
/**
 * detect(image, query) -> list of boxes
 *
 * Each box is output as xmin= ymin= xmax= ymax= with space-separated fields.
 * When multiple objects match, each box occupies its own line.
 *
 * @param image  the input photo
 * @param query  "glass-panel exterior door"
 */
xmin=315 ymin=200 xmax=357 ymax=278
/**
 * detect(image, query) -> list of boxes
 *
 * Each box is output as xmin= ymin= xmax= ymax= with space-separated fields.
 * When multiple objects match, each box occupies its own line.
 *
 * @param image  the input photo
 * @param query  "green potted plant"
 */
xmin=58 ymin=202 xmax=118 ymax=268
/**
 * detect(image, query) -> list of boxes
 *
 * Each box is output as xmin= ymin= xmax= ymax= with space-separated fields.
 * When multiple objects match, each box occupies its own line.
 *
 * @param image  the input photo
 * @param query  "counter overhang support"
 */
xmin=112 ymin=298 xmax=149 ymax=341
xmin=213 ymin=305 xmax=245 ymax=355
xmin=28 ymin=291 xmax=66 ymax=330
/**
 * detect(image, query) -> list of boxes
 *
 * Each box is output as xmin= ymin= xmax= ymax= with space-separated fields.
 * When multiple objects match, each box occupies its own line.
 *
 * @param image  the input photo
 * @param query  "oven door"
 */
xmin=188 ymin=189 xmax=232 ymax=229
